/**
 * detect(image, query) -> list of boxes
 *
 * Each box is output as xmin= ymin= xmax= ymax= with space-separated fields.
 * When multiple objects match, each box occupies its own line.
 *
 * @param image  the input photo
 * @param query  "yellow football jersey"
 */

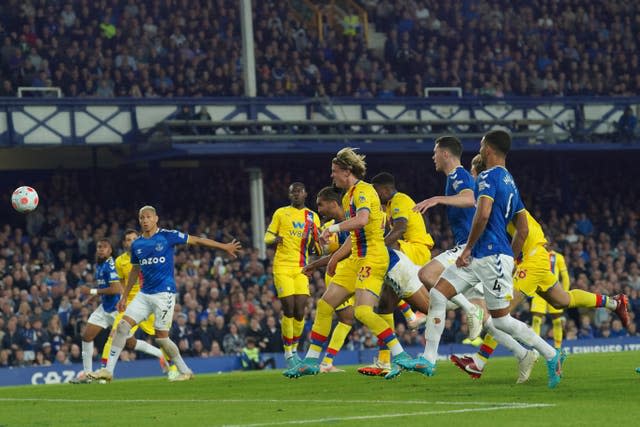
xmin=386 ymin=192 xmax=434 ymax=248
xmin=549 ymin=250 xmax=570 ymax=291
xmin=115 ymin=251 xmax=141 ymax=300
xmin=265 ymin=206 xmax=320 ymax=268
xmin=507 ymin=210 xmax=547 ymax=257
xmin=342 ymin=180 xmax=386 ymax=258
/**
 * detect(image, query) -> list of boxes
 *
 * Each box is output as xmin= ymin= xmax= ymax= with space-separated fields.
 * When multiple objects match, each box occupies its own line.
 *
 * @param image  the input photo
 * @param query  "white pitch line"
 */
xmin=222 ymin=403 xmax=556 ymax=427
xmin=0 ymin=398 xmax=548 ymax=406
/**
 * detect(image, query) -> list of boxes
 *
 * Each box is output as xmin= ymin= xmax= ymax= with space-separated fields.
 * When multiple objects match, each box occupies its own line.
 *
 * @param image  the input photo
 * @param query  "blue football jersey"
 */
xmin=472 ymin=166 xmax=525 ymax=258
xmin=445 ymin=166 xmax=475 ymax=245
xmin=95 ymin=257 xmax=120 ymax=312
xmin=130 ymin=229 xmax=189 ymax=294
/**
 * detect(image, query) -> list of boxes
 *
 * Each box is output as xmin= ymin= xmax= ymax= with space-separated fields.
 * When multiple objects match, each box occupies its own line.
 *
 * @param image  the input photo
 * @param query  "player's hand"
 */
xmin=274 ymin=236 xmax=283 ymax=245
xmin=223 ymin=239 xmax=242 ymax=258
xmin=456 ymin=247 xmax=472 ymax=267
xmin=117 ymin=298 xmax=127 ymax=313
xmin=78 ymin=286 xmax=91 ymax=296
xmin=413 ymin=197 xmax=440 ymax=214
xmin=302 ymin=264 xmax=316 ymax=277
xmin=319 ymin=228 xmax=332 ymax=245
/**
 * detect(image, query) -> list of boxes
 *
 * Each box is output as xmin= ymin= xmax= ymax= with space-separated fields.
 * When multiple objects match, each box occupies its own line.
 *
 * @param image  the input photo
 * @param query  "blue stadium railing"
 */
xmin=0 ymin=96 xmax=637 ymax=148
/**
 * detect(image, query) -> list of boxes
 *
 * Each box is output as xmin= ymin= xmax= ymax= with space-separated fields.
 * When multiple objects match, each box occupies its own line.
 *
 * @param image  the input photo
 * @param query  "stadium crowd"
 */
xmin=0 ymin=0 xmax=639 ymax=98
xmin=1 ymin=152 xmax=639 ymax=368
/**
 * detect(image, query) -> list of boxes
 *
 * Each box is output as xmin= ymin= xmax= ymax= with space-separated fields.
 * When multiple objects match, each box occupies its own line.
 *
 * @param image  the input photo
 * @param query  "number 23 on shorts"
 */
xmin=357 ymin=266 xmax=371 ymax=281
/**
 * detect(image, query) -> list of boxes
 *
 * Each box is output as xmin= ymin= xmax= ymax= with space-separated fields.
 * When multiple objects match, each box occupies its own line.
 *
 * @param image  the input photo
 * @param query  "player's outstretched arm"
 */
xmin=414 ymin=190 xmax=475 ymax=213
xmin=188 ymin=235 xmax=242 ymax=258
xmin=79 ymin=279 xmax=122 ymax=297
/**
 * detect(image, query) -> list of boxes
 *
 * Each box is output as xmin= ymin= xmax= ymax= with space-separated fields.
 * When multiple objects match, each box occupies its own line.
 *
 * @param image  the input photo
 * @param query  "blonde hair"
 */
xmin=332 ymin=147 xmax=366 ymax=179
xmin=138 ymin=205 xmax=157 ymax=216
xmin=471 ymin=154 xmax=486 ymax=175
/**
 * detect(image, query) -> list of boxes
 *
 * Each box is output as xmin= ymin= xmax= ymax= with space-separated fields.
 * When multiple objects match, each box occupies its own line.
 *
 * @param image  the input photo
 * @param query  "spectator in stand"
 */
xmin=616 ymin=107 xmax=638 ymax=142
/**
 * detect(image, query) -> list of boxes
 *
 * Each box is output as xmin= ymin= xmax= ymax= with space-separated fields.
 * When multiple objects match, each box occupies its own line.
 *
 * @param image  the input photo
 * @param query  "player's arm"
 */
xmin=80 ymin=279 xmax=122 ymax=296
xmin=510 ymin=210 xmax=529 ymax=263
xmin=558 ymin=255 xmax=570 ymax=289
xmin=320 ymin=208 xmax=368 ymax=244
xmin=385 ymin=217 xmax=406 ymax=247
xmin=264 ymin=210 xmax=283 ymax=245
xmin=456 ymin=195 xmax=492 ymax=267
xmin=117 ymin=264 xmax=140 ymax=312
xmin=188 ymin=235 xmax=242 ymax=258
xmin=326 ymin=236 xmax=352 ymax=277
xmin=414 ymin=189 xmax=475 ymax=213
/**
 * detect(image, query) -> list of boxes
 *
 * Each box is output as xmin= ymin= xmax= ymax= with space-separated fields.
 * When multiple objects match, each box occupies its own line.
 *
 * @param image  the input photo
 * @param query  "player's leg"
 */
xmin=137 ymin=314 xmax=175 ymax=374
xmin=291 ymin=271 xmax=311 ymax=355
xmin=483 ymin=255 xmax=562 ymax=388
xmin=320 ymin=301 xmax=353 ymax=372
xmin=549 ymin=313 xmax=564 ymax=349
xmin=72 ymin=311 xmax=106 ymax=383
xmin=275 ymin=268 xmax=297 ymax=362
xmin=101 ymin=311 xmax=125 ymax=367
xmin=150 ymin=292 xmax=192 ymax=381
xmin=531 ymin=293 xmax=548 ymax=337
xmin=283 ymin=282 xmax=351 ymax=377
xmin=542 ymin=285 xmax=631 ymax=328
xmin=397 ymin=241 xmax=431 ymax=327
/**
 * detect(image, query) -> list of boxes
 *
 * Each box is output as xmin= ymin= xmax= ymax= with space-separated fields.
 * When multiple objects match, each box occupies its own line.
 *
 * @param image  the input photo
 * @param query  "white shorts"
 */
xmin=385 ymin=249 xmax=423 ymax=298
xmin=433 ymin=244 xmax=466 ymax=268
xmin=88 ymin=305 xmax=117 ymax=329
xmin=441 ymin=254 xmax=514 ymax=310
xmin=125 ymin=292 xmax=176 ymax=331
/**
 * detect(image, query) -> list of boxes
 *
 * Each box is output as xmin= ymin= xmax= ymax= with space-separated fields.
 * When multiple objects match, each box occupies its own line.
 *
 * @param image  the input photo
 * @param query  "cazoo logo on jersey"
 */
xmin=140 ymin=256 xmax=166 ymax=265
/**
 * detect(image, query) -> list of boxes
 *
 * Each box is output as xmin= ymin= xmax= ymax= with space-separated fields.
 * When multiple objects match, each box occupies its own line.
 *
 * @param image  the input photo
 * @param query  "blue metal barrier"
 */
xmin=0 ymin=97 xmax=638 ymax=146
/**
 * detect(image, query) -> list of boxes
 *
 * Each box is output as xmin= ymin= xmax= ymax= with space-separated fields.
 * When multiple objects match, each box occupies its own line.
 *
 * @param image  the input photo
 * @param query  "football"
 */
xmin=11 ymin=186 xmax=39 ymax=213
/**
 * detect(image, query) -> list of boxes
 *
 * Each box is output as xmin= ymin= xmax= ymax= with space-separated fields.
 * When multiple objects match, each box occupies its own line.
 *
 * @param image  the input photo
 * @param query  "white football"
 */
xmin=11 ymin=186 xmax=39 ymax=213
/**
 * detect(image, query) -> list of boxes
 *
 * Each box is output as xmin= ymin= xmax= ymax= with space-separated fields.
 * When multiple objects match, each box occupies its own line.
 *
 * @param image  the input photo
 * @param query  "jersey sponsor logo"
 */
xmin=140 ymin=256 xmax=167 ymax=265
xmin=292 ymin=221 xmax=305 ymax=229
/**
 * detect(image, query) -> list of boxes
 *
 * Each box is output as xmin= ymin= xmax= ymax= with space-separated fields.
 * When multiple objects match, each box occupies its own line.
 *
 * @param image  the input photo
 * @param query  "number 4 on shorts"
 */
xmin=493 ymin=280 xmax=501 ymax=292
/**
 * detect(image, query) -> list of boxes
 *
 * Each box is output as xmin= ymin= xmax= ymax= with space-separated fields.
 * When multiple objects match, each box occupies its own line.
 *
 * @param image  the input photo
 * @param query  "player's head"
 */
xmin=371 ymin=172 xmax=396 ymax=204
xmin=480 ymin=130 xmax=511 ymax=162
xmin=122 ymin=228 xmax=139 ymax=251
xmin=433 ymin=136 xmax=462 ymax=173
xmin=288 ymin=182 xmax=307 ymax=208
xmin=96 ymin=238 xmax=113 ymax=263
xmin=138 ymin=205 xmax=158 ymax=233
xmin=331 ymin=147 xmax=366 ymax=189
xmin=316 ymin=186 xmax=343 ymax=220
xmin=470 ymin=154 xmax=486 ymax=178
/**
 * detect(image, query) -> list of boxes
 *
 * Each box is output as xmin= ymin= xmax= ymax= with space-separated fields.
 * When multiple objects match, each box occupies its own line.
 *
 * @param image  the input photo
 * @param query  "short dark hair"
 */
xmin=123 ymin=228 xmax=139 ymax=238
xmin=289 ymin=182 xmax=305 ymax=191
xmin=483 ymin=130 xmax=511 ymax=155
xmin=371 ymin=172 xmax=395 ymax=187
xmin=97 ymin=238 xmax=112 ymax=247
xmin=435 ymin=135 xmax=462 ymax=158
xmin=317 ymin=186 xmax=342 ymax=204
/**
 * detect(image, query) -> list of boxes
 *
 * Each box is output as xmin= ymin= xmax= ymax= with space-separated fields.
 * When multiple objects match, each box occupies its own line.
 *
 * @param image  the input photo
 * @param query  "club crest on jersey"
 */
xmin=306 ymin=212 xmax=314 ymax=222
xmin=155 ymin=243 xmax=164 ymax=252
xmin=358 ymin=194 xmax=366 ymax=203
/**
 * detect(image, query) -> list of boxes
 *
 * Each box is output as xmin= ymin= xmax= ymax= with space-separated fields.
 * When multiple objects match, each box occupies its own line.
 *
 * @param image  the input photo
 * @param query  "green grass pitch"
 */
xmin=0 ymin=352 xmax=639 ymax=426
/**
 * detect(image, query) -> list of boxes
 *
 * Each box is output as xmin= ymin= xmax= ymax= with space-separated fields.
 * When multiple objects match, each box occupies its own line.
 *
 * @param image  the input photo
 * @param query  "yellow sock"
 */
xmin=476 ymin=334 xmax=499 ymax=368
xmin=292 ymin=318 xmax=305 ymax=353
xmin=281 ymin=315 xmax=295 ymax=358
xmin=568 ymin=289 xmax=597 ymax=308
xmin=321 ymin=321 xmax=352 ymax=366
xmin=531 ymin=315 xmax=543 ymax=336
xmin=397 ymin=300 xmax=416 ymax=322
xmin=354 ymin=305 xmax=403 ymax=356
xmin=552 ymin=318 xmax=563 ymax=349
xmin=101 ymin=332 xmax=114 ymax=367
xmin=307 ymin=299 xmax=335 ymax=359
xmin=377 ymin=313 xmax=395 ymax=365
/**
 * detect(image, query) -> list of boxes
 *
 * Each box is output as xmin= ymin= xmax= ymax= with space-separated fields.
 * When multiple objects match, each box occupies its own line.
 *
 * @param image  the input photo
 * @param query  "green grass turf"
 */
xmin=0 ymin=352 xmax=638 ymax=427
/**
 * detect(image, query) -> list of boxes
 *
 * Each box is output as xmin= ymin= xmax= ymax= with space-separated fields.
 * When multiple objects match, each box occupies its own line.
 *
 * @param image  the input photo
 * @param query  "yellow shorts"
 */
xmin=329 ymin=257 xmax=359 ymax=294
xmin=513 ymin=245 xmax=557 ymax=297
xmin=355 ymin=251 xmax=390 ymax=297
xmin=274 ymin=266 xmax=310 ymax=298
xmin=531 ymin=294 xmax=563 ymax=315
xmin=115 ymin=308 xmax=156 ymax=336
xmin=398 ymin=240 xmax=431 ymax=266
